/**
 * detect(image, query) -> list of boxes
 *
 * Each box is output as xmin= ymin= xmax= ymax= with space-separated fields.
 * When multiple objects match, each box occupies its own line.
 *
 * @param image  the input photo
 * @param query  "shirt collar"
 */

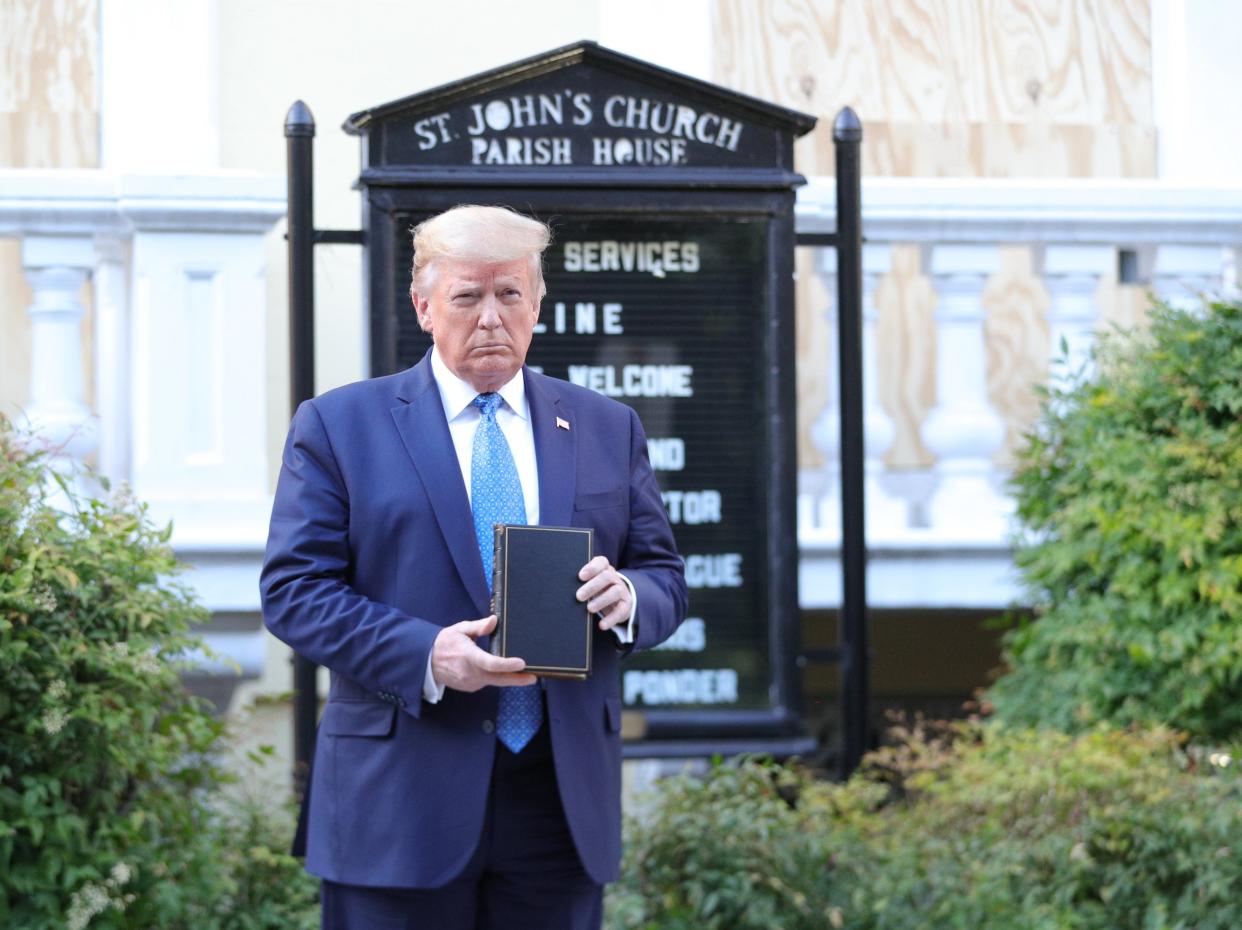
xmin=430 ymin=346 xmax=528 ymax=422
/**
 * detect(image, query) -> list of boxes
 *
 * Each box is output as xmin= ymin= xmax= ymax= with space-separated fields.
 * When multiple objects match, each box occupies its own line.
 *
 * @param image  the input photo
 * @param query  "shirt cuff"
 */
xmin=610 ymin=572 xmax=638 ymax=645
xmin=423 ymin=655 xmax=446 ymax=704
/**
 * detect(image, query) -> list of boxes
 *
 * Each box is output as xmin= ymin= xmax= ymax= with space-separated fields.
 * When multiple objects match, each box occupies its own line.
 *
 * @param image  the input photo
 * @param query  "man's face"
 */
xmin=414 ymin=257 xmax=541 ymax=393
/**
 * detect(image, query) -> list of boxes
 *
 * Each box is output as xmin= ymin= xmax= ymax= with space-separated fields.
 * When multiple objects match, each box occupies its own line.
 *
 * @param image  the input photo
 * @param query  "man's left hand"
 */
xmin=577 ymin=556 xmax=632 ymax=631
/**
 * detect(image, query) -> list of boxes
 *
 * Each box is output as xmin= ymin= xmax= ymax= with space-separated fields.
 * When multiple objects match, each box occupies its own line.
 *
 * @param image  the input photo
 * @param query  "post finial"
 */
xmin=285 ymin=100 xmax=316 ymax=138
xmin=833 ymin=107 xmax=862 ymax=143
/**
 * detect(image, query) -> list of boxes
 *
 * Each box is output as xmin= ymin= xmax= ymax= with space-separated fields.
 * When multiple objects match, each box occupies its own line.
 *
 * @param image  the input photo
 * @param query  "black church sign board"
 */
xmin=342 ymin=41 xmax=817 ymax=753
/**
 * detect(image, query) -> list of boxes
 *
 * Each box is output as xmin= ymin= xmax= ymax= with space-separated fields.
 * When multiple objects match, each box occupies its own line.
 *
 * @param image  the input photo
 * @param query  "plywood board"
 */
xmin=714 ymin=0 xmax=1153 ymax=123
xmin=717 ymin=1 xmax=1158 ymax=471
xmin=0 ymin=239 xmax=31 ymax=416
xmin=715 ymin=0 xmax=1155 ymax=177
xmin=795 ymin=121 xmax=1157 ymax=178
xmin=982 ymin=246 xmax=1050 ymax=466
xmin=0 ymin=0 xmax=99 ymax=168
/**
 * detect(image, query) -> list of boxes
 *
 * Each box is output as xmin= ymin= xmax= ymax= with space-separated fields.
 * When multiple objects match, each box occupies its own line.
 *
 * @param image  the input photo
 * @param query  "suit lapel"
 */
xmin=526 ymin=369 xmax=576 ymax=528
xmin=391 ymin=355 xmax=491 ymax=617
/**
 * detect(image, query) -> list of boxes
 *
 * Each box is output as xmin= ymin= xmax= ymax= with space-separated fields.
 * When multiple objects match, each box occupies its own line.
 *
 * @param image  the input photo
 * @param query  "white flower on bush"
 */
xmin=42 ymin=679 xmax=69 ymax=734
xmin=40 ymin=707 xmax=67 ymax=735
xmin=109 ymin=640 xmax=162 ymax=675
xmin=65 ymin=882 xmax=108 ymax=930
xmin=31 ymin=585 xmax=56 ymax=613
xmin=64 ymin=862 xmax=135 ymax=929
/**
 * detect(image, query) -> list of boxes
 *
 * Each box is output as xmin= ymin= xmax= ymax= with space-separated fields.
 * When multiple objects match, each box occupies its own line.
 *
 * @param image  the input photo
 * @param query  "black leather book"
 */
xmin=489 ymin=524 xmax=594 ymax=680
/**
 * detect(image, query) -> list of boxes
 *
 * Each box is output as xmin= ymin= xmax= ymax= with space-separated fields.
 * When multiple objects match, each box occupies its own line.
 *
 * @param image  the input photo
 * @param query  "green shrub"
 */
xmin=834 ymin=723 xmax=1242 ymax=930
xmin=989 ymin=299 xmax=1242 ymax=739
xmin=611 ymin=725 xmax=1242 ymax=930
xmin=0 ymin=420 xmax=318 ymax=928
xmin=608 ymin=758 xmax=840 ymax=930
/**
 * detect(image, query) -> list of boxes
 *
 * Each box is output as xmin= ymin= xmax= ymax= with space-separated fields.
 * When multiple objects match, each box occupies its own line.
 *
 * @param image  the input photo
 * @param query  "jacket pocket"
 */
xmin=604 ymin=697 xmax=623 ymax=733
xmin=321 ymin=699 xmax=397 ymax=738
xmin=575 ymin=489 xmax=626 ymax=511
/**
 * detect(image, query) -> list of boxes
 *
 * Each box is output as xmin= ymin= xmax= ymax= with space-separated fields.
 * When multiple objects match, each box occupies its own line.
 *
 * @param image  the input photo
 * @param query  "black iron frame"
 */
xmin=284 ymin=99 xmax=869 ymax=780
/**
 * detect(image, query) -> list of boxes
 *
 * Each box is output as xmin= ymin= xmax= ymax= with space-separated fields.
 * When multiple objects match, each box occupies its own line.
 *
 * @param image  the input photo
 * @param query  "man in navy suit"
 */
xmin=261 ymin=204 xmax=687 ymax=929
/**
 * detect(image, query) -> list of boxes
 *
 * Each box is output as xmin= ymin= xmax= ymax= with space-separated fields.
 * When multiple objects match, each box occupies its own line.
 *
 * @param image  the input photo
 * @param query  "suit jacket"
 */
xmin=260 ymin=350 xmax=687 ymax=888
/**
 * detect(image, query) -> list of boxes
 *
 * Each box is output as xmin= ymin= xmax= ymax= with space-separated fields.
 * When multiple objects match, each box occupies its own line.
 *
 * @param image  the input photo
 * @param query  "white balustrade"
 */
xmin=93 ymin=235 xmax=130 ymax=486
xmin=20 ymin=235 xmax=99 ymax=480
xmin=6 ymin=172 xmax=1242 ymax=613
xmin=0 ymin=171 xmax=284 ymax=615
xmin=805 ymin=244 xmax=903 ymax=541
xmin=1038 ymin=244 xmax=1113 ymax=381
xmin=920 ymin=243 xmax=1009 ymax=537
xmin=1146 ymin=244 xmax=1225 ymax=311
xmin=861 ymin=243 xmax=895 ymax=461
xmin=794 ymin=178 xmax=1242 ymax=608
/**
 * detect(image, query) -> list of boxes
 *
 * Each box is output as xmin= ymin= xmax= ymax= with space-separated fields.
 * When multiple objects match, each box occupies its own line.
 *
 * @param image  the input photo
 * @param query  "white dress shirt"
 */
xmin=422 ymin=348 xmax=636 ymax=703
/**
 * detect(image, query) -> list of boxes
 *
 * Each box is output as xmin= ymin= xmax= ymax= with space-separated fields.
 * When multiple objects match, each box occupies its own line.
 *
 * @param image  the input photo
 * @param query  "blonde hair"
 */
xmin=409 ymin=205 xmax=551 ymax=301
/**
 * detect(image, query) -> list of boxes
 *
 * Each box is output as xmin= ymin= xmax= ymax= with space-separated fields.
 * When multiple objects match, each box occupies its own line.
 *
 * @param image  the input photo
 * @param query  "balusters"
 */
xmin=21 ymin=236 xmax=99 ymax=484
xmin=1037 ymin=244 xmax=1111 ymax=381
xmin=93 ymin=236 xmax=130 ymax=487
xmin=861 ymin=244 xmax=896 ymax=461
xmin=807 ymin=244 xmax=902 ymax=539
xmin=920 ymin=244 xmax=1009 ymax=537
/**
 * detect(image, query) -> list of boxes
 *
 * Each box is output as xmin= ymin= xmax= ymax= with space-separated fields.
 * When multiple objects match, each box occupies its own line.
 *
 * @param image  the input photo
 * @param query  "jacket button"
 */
xmin=482 ymin=720 xmax=495 ymax=734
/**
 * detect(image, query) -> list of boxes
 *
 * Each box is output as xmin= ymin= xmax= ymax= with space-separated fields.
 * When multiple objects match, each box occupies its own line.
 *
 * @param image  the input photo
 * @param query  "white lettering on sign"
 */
xmin=646 ymin=438 xmax=685 ymax=471
xmin=600 ymin=96 xmax=743 ymax=151
xmin=684 ymin=553 xmax=743 ymax=588
xmin=653 ymin=617 xmax=706 ymax=652
xmin=623 ymin=668 xmax=738 ymax=705
xmin=567 ymin=365 xmax=693 ymax=398
xmin=563 ymin=241 xmax=699 ymax=276
xmin=662 ymin=490 xmax=722 ymax=525
xmin=470 ymin=136 xmax=572 ymax=166
xmin=535 ymin=302 xmax=622 ymax=335
xmin=602 ymin=303 xmax=623 ymax=333
xmin=466 ymin=93 xmax=572 ymax=134
xmin=591 ymin=136 xmax=687 ymax=166
xmin=411 ymin=90 xmax=748 ymax=161
xmin=574 ymin=302 xmax=595 ymax=334
xmin=414 ymin=112 xmax=453 ymax=151
xmin=571 ymin=92 xmax=592 ymax=125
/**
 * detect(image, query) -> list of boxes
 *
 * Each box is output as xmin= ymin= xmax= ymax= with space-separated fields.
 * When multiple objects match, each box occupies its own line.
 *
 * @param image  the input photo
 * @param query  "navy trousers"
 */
xmin=320 ymin=711 xmax=603 ymax=930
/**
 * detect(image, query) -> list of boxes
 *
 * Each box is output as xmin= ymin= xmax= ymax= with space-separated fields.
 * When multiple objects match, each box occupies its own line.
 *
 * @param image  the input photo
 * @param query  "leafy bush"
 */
xmin=611 ymin=724 xmax=1242 ymax=930
xmin=608 ymin=758 xmax=839 ymax=930
xmin=989 ymin=299 xmax=1242 ymax=739
xmin=0 ymin=420 xmax=318 ymax=928
xmin=836 ymin=723 xmax=1242 ymax=930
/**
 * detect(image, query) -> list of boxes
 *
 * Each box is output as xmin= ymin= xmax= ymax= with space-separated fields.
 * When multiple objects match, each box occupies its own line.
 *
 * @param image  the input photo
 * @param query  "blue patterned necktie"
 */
xmin=471 ymin=392 xmax=542 ymax=753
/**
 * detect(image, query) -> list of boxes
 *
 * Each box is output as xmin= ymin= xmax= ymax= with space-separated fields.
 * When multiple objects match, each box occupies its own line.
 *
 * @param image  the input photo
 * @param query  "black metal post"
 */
xmin=833 ymin=107 xmax=869 ymax=778
xmin=285 ymin=100 xmax=319 ymax=796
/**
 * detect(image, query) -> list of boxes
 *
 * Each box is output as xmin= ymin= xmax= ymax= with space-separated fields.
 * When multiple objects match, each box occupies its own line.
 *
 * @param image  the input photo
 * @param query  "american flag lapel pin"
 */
xmin=556 ymin=416 xmax=570 ymax=431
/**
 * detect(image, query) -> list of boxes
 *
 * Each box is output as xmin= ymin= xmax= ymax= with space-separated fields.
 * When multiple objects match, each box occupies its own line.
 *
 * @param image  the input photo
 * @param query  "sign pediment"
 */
xmin=343 ymin=41 xmax=815 ymax=177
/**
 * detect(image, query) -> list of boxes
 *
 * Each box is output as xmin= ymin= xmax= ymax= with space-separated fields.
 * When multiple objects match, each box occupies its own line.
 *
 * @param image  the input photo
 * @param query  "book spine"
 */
xmin=489 ymin=524 xmax=506 ymax=656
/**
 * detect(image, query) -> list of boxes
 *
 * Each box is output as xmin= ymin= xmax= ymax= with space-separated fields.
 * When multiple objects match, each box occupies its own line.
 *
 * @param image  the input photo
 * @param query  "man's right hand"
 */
xmin=430 ymin=615 xmax=536 ymax=693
